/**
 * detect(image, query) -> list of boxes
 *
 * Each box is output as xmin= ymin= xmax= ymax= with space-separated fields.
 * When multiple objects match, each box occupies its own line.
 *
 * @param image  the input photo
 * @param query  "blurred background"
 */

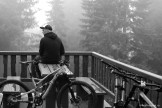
xmin=0 ymin=0 xmax=162 ymax=75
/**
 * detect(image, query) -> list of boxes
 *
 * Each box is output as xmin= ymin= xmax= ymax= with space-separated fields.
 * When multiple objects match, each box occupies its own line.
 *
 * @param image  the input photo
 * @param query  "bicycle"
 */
xmin=0 ymin=60 xmax=97 ymax=108
xmin=102 ymin=61 xmax=162 ymax=108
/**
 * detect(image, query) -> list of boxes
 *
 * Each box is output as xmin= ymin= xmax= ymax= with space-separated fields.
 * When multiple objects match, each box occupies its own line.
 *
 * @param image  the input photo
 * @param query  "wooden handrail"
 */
xmin=92 ymin=52 xmax=162 ymax=84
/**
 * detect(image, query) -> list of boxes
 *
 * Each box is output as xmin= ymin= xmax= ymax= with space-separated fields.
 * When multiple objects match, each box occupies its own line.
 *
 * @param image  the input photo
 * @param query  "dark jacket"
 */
xmin=39 ymin=32 xmax=65 ymax=64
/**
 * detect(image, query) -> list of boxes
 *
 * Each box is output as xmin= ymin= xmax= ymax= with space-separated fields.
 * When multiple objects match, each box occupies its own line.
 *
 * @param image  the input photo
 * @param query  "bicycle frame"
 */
xmin=139 ymin=91 xmax=156 ymax=108
xmin=109 ymin=67 xmax=160 ymax=108
xmin=124 ymin=81 xmax=157 ymax=108
xmin=1 ymin=61 xmax=96 ymax=108
xmin=19 ymin=62 xmax=64 ymax=101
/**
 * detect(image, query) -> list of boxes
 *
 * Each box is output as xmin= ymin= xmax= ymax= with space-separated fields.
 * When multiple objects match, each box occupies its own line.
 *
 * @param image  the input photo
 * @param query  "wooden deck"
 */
xmin=0 ymin=51 xmax=161 ymax=108
xmin=0 ymin=95 xmax=108 ymax=108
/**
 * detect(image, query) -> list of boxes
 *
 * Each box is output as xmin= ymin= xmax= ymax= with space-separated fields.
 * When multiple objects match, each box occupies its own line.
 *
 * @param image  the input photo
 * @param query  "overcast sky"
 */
xmin=34 ymin=0 xmax=52 ymax=26
xmin=30 ymin=0 xmax=82 ymax=34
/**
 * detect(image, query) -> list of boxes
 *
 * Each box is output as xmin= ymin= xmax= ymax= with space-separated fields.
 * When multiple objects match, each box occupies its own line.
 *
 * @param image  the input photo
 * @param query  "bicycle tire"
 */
xmin=57 ymin=81 xmax=97 ymax=108
xmin=0 ymin=80 xmax=33 ymax=108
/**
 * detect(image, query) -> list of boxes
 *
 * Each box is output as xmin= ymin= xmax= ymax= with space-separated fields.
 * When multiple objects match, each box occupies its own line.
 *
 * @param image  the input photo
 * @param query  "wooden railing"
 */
xmin=91 ymin=52 xmax=162 ymax=107
xmin=0 ymin=51 xmax=162 ymax=107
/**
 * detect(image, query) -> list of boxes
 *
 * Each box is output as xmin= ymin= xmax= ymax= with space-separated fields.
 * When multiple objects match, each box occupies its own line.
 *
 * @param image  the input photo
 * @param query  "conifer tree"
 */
xmin=47 ymin=0 xmax=68 ymax=49
xmin=0 ymin=0 xmax=36 ymax=50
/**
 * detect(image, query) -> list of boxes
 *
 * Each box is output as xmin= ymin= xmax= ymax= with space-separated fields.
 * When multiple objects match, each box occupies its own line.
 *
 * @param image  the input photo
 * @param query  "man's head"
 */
xmin=40 ymin=25 xmax=52 ymax=34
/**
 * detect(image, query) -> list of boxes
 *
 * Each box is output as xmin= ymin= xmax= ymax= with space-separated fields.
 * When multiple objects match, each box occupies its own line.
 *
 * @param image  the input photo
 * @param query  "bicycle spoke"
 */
xmin=0 ymin=80 xmax=33 ymax=108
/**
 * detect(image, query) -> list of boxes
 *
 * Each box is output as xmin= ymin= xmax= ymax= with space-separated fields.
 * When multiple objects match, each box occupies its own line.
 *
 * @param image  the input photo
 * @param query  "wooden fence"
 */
xmin=0 ymin=51 xmax=162 ymax=107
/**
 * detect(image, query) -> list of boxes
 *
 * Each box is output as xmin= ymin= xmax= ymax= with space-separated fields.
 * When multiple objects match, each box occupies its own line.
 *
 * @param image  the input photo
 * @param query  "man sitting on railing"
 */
xmin=34 ymin=24 xmax=65 ymax=78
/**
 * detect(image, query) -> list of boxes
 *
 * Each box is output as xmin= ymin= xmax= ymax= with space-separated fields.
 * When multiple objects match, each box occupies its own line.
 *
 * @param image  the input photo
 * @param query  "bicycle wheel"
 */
xmin=57 ymin=81 xmax=97 ymax=108
xmin=0 ymin=80 xmax=33 ymax=108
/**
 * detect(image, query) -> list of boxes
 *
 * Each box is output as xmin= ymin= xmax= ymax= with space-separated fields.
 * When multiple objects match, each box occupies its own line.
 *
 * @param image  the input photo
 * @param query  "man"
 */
xmin=39 ymin=24 xmax=65 ymax=64
xmin=34 ymin=25 xmax=65 ymax=77
xmin=36 ymin=25 xmax=65 ymax=108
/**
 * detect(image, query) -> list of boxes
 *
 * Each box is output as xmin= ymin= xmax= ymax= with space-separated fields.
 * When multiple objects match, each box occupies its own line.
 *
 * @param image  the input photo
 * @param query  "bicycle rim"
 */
xmin=57 ymin=81 xmax=97 ymax=108
xmin=0 ymin=80 xmax=33 ymax=108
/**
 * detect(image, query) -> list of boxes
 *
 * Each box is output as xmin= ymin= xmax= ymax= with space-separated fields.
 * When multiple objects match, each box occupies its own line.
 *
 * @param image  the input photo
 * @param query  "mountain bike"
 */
xmin=102 ymin=61 xmax=162 ymax=108
xmin=0 ymin=60 xmax=97 ymax=108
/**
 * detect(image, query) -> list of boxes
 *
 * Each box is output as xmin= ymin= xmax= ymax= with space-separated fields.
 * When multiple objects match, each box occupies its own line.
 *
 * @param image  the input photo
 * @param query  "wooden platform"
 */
xmin=76 ymin=77 xmax=113 ymax=108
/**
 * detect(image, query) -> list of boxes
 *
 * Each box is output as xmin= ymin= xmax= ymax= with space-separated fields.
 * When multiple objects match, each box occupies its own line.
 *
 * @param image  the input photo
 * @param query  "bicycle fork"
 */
xmin=114 ymin=75 xmax=126 ymax=107
xmin=69 ymin=86 xmax=79 ymax=102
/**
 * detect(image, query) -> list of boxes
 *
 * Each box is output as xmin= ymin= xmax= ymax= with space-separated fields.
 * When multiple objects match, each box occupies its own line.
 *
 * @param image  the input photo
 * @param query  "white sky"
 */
xmin=29 ymin=0 xmax=82 ymax=34
xmin=34 ymin=0 xmax=52 ymax=26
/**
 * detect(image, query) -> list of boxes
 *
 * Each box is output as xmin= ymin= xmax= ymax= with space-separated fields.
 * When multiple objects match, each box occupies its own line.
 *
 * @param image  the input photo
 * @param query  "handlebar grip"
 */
xmin=19 ymin=61 xmax=33 ymax=64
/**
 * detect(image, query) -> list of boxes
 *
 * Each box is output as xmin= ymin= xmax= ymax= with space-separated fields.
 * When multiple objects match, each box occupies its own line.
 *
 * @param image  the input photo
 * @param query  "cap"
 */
xmin=40 ymin=25 xmax=52 ymax=31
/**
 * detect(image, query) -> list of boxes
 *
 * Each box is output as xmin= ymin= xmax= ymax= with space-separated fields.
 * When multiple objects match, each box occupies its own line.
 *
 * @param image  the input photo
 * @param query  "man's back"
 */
xmin=39 ymin=32 xmax=65 ymax=64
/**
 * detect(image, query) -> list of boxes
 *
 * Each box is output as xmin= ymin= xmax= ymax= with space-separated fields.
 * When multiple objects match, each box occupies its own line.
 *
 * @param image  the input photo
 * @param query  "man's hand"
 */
xmin=33 ymin=55 xmax=41 ymax=64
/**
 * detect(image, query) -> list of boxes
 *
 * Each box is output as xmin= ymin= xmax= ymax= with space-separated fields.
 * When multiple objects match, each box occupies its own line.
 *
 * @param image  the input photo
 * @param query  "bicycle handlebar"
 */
xmin=101 ymin=60 xmax=139 ymax=77
xmin=101 ymin=60 xmax=162 ymax=91
xmin=19 ymin=61 xmax=34 ymax=64
xmin=111 ymin=70 xmax=162 ymax=91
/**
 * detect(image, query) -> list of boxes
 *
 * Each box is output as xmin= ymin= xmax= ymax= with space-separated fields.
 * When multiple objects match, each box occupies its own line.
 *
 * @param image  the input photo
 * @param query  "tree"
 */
xmin=0 ymin=0 xmax=36 ymax=50
xmin=80 ymin=0 xmax=158 ymax=72
xmin=47 ymin=0 xmax=68 ymax=49
xmin=80 ymin=0 xmax=131 ymax=58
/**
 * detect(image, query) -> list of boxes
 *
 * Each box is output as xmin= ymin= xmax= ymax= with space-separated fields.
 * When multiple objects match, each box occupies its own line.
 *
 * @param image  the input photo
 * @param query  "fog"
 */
xmin=27 ymin=0 xmax=83 ymax=50
xmin=1 ymin=0 xmax=162 ymax=74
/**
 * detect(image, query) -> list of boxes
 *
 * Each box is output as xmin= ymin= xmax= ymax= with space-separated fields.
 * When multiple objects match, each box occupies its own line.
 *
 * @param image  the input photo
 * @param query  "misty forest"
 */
xmin=0 ymin=0 xmax=162 ymax=76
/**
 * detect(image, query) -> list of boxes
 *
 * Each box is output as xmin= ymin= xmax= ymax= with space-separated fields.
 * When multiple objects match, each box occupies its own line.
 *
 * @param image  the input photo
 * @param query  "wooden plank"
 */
xmin=11 ymin=55 xmax=16 ymax=76
xmin=74 ymin=55 xmax=79 ymax=77
xmin=3 ymin=55 xmax=8 ymax=77
xmin=92 ymin=52 xmax=162 ymax=84
xmin=76 ymin=77 xmax=112 ymax=108
xmin=76 ymin=77 xmax=106 ymax=95
xmin=31 ymin=55 xmax=37 ymax=77
xmin=91 ymin=56 xmax=95 ymax=78
xmin=83 ymin=55 xmax=88 ymax=77
xmin=96 ymin=59 xmax=100 ymax=81
xmin=91 ymin=77 xmax=115 ymax=107
xmin=94 ymin=58 xmax=97 ymax=79
xmin=20 ymin=55 xmax=27 ymax=78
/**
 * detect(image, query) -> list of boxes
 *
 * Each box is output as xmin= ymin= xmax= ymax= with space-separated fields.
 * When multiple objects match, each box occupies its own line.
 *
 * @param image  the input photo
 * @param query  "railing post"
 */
xmin=94 ymin=58 xmax=97 ymax=79
xmin=31 ymin=55 xmax=37 ymax=77
xmin=11 ymin=55 xmax=16 ymax=76
xmin=20 ymin=55 xmax=27 ymax=78
xmin=91 ymin=56 xmax=95 ymax=78
xmin=74 ymin=55 xmax=79 ymax=77
xmin=158 ymin=92 xmax=162 ymax=108
xmin=3 ymin=55 xmax=8 ymax=77
xmin=83 ymin=55 xmax=88 ymax=77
